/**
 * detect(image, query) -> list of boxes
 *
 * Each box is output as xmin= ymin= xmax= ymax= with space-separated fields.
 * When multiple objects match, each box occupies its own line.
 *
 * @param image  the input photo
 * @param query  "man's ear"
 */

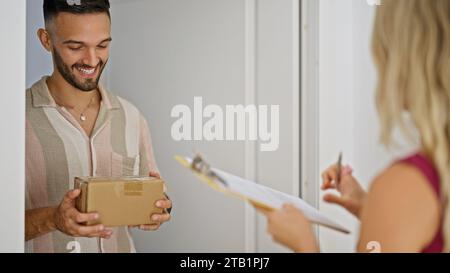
xmin=37 ymin=28 xmax=52 ymax=52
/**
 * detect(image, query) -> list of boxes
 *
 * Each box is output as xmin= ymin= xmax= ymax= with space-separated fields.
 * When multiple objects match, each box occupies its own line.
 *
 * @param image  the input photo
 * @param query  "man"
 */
xmin=25 ymin=0 xmax=172 ymax=253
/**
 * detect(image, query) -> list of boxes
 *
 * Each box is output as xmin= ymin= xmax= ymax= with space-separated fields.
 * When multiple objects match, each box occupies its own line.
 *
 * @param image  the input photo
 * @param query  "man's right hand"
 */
xmin=53 ymin=189 xmax=113 ymax=239
xmin=321 ymin=164 xmax=367 ymax=219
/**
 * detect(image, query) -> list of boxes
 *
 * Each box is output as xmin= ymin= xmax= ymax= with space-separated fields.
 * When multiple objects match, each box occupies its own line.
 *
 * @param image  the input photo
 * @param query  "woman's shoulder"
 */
xmin=372 ymin=161 xmax=431 ymax=191
xmin=370 ymin=160 xmax=440 ymax=216
xmin=371 ymin=153 xmax=441 ymax=201
xmin=358 ymin=161 xmax=441 ymax=252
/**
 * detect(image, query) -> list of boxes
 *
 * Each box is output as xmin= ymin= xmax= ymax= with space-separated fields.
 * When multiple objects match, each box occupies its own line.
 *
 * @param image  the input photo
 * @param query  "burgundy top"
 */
xmin=400 ymin=154 xmax=444 ymax=253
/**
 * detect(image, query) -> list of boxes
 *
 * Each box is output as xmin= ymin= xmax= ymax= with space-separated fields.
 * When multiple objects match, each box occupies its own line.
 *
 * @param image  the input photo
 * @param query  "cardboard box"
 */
xmin=75 ymin=176 xmax=165 ymax=227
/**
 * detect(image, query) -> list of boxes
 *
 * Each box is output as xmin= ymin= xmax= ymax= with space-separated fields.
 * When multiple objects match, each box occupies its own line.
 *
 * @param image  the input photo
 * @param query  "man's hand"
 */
xmin=131 ymin=171 xmax=172 ymax=231
xmin=54 ymin=189 xmax=113 ymax=239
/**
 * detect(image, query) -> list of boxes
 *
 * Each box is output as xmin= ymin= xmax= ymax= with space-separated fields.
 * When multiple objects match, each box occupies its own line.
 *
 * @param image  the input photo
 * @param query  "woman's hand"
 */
xmin=321 ymin=164 xmax=367 ymax=219
xmin=256 ymin=204 xmax=319 ymax=253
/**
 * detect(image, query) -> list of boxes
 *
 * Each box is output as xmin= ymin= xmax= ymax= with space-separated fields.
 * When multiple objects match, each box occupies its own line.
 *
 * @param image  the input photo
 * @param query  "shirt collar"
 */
xmin=30 ymin=76 xmax=121 ymax=110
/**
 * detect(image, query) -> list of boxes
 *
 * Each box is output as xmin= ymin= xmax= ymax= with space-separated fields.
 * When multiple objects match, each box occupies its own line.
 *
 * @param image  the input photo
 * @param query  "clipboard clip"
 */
xmin=191 ymin=154 xmax=228 ymax=187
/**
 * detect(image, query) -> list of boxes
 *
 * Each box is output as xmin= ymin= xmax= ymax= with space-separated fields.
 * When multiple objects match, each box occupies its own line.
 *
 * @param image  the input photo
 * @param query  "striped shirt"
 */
xmin=25 ymin=76 xmax=159 ymax=253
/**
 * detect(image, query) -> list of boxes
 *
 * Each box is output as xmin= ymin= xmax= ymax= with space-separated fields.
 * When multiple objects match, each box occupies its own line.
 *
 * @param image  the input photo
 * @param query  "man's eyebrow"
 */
xmin=99 ymin=38 xmax=112 ymax=44
xmin=62 ymin=40 xmax=85 ymax=45
xmin=62 ymin=38 xmax=112 ymax=45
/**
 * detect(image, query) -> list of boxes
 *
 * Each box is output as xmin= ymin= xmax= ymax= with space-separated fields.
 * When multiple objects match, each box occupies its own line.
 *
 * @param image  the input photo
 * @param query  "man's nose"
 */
xmin=81 ymin=48 xmax=100 ymax=67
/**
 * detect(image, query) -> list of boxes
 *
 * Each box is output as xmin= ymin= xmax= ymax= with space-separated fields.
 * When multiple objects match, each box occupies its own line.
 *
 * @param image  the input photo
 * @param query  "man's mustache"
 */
xmin=73 ymin=62 xmax=104 ymax=70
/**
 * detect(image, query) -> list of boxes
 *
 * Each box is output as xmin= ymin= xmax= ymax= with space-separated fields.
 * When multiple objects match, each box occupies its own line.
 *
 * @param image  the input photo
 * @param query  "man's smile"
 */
xmin=75 ymin=65 xmax=98 ymax=79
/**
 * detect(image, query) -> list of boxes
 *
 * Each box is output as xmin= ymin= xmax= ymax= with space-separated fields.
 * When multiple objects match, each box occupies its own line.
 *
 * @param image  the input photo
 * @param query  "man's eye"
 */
xmin=97 ymin=45 xmax=108 ymax=49
xmin=69 ymin=47 xmax=82 ymax=51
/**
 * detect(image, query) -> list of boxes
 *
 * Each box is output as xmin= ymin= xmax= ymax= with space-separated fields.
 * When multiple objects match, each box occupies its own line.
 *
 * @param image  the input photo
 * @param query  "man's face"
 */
xmin=47 ymin=12 xmax=111 ymax=92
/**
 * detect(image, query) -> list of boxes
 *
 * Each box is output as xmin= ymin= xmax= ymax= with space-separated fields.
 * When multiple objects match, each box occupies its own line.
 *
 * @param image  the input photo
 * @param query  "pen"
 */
xmin=336 ymin=152 xmax=343 ymax=186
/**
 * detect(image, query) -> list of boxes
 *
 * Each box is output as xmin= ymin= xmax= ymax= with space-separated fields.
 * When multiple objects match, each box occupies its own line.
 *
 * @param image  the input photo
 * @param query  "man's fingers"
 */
xmin=139 ymin=224 xmax=160 ymax=231
xmin=93 ymin=230 xmax=114 ymax=239
xmin=63 ymin=189 xmax=80 ymax=204
xmin=156 ymin=199 xmax=172 ymax=209
xmin=149 ymin=171 xmax=161 ymax=179
xmin=68 ymin=189 xmax=81 ymax=199
xmin=99 ymin=231 xmax=113 ymax=239
xmin=151 ymin=213 xmax=171 ymax=223
xmin=59 ymin=190 xmax=81 ymax=210
xmin=73 ymin=212 xmax=100 ymax=224
xmin=75 ymin=224 xmax=108 ymax=237
xmin=68 ymin=222 xmax=111 ymax=238
xmin=87 ymin=229 xmax=114 ymax=239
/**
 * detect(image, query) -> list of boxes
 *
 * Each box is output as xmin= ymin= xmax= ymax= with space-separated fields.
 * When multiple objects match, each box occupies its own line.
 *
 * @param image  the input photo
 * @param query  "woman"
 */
xmin=258 ymin=0 xmax=450 ymax=253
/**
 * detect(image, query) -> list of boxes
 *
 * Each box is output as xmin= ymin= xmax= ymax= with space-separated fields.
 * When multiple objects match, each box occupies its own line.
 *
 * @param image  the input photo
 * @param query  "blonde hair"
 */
xmin=373 ymin=0 xmax=450 ymax=252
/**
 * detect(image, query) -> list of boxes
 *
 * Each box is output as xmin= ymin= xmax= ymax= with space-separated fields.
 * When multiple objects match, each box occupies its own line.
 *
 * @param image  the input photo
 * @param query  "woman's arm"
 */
xmin=357 ymin=163 xmax=441 ymax=253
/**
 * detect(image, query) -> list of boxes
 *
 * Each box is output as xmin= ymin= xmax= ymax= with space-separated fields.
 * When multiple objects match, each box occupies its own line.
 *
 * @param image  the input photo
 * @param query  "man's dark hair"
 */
xmin=43 ymin=0 xmax=110 ymax=25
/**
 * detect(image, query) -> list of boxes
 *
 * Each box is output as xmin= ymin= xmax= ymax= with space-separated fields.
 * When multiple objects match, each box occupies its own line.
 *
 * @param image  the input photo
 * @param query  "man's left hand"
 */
xmin=130 ymin=171 xmax=172 ymax=231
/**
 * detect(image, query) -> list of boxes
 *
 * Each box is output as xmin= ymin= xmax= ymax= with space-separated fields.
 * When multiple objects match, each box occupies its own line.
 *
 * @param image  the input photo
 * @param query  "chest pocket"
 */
xmin=111 ymin=151 xmax=140 ymax=176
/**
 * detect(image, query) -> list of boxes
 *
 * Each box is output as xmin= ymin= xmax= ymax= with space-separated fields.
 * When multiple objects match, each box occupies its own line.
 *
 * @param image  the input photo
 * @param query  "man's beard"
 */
xmin=52 ymin=48 xmax=108 ymax=92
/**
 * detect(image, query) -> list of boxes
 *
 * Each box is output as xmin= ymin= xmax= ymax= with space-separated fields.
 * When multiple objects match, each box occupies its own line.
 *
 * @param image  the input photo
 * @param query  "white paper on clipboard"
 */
xmin=176 ymin=155 xmax=350 ymax=234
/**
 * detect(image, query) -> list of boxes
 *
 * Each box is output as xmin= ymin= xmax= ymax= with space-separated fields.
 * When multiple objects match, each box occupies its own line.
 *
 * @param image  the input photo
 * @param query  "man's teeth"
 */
xmin=78 ymin=67 xmax=95 ymax=74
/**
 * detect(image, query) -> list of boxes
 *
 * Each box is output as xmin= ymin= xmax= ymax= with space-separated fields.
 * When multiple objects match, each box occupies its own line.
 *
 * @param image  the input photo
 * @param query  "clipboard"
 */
xmin=175 ymin=154 xmax=350 ymax=234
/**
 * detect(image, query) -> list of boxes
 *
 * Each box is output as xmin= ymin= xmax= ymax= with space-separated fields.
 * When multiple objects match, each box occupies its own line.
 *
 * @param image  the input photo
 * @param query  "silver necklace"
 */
xmin=53 ymin=92 xmax=97 ymax=123
xmin=79 ymin=95 xmax=96 ymax=122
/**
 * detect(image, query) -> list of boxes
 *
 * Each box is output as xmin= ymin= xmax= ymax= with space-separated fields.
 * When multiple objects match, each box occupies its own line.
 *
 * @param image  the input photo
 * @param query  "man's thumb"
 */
xmin=65 ymin=189 xmax=80 ymax=202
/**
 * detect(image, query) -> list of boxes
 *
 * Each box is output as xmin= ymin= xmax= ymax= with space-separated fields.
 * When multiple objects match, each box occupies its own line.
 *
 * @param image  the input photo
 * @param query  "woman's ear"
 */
xmin=37 ymin=28 xmax=52 ymax=52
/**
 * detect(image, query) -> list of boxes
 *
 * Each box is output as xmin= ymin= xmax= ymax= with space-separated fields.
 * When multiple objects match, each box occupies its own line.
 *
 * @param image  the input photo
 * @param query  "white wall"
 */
xmin=26 ymin=0 xmax=52 ymax=88
xmin=110 ymin=0 xmax=247 ymax=252
xmin=0 ymin=0 xmax=26 ymax=253
xmin=317 ymin=0 xmax=358 ymax=253
xmin=254 ymin=0 xmax=300 ymax=253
